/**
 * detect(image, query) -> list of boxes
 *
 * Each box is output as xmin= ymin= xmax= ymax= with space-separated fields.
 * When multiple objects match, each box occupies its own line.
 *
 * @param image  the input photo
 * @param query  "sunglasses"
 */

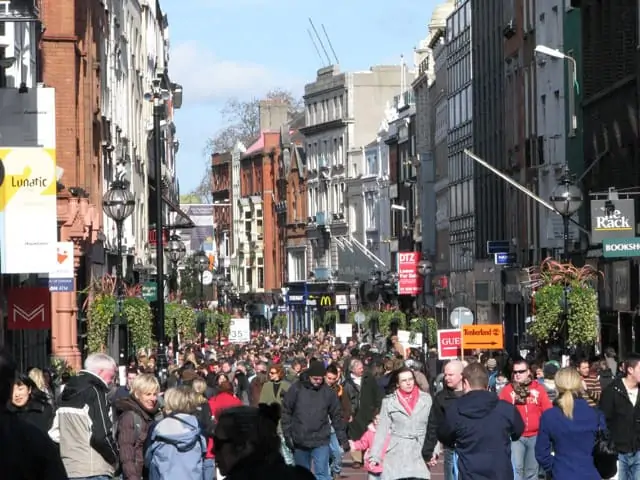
xmin=513 ymin=369 xmax=528 ymax=374
xmin=269 ymin=371 xmax=278 ymax=375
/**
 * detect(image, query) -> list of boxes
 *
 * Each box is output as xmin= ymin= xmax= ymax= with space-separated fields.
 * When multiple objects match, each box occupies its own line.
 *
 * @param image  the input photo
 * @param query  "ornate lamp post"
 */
xmin=167 ymin=234 xmax=186 ymax=291
xmin=194 ymin=250 xmax=209 ymax=342
xmin=549 ymin=169 xmax=583 ymax=350
xmin=417 ymin=258 xmax=433 ymax=359
xmin=102 ymin=180 xmax=135 ymax=369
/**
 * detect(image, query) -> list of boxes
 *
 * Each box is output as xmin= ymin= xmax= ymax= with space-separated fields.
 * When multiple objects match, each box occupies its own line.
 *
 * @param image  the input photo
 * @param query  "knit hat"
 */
xmin=543 ymin=362 xmax=559 ymax=379
xmin=307 ymin=360 xmax=326 ymax=377
xmin=486 ymin=358 xmax=497 ymax=369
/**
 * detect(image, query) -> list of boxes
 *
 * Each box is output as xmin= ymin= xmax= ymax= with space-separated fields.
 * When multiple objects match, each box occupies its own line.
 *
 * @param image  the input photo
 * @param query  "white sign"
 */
xmin=397 ymin=329 xmax=423 ymax=349
xmin=201 ymin=271 xmax=213 ymax=285
xmin=0 ymin=88 xmax=57 ymax=274
xmin=49 ymin=242 xmax=74 ymax=277
xmin=229 ymin=317 xmax=250 ymax=344
xmin=336 ymin=323 xmax=352 ymax=342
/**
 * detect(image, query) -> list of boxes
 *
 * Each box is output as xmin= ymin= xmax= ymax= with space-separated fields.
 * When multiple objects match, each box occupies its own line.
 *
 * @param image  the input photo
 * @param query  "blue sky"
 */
xmin=162 ymin=0 xmax=442 ymax=194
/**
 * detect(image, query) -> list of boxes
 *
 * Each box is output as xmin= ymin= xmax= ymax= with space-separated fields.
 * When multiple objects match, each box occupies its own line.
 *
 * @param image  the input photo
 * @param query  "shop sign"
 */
xmin=602 ymin=237 xmax=640 ymax=258
xmin=591 ymin=199 xmax=635 ymax=244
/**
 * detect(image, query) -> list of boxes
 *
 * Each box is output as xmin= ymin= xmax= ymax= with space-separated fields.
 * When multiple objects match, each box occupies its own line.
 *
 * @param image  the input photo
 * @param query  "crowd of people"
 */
xmin=0 ymin=328 xmax=634 ymax=480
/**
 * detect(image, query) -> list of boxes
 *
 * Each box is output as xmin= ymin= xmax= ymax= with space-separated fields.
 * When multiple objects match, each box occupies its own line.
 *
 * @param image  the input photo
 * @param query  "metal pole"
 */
xmin=153 ymin=99 xmax=167 ymax=373
xmin=199 ymin=272 xmax=205 ymax=343
xmin=110 ymin=221 xmax=128 ymax=370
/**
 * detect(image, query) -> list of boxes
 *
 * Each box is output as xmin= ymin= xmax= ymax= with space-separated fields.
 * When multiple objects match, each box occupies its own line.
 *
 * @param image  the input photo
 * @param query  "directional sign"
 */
xmin=461 ymin=324 xmax=504 ymax=350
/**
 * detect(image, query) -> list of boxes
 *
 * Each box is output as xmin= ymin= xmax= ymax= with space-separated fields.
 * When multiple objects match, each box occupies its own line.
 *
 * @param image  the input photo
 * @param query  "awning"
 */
xmin=336 ymin=235 xmax=387 ymax=282
xmin=163 ymin=194 xmax=196 ymax=229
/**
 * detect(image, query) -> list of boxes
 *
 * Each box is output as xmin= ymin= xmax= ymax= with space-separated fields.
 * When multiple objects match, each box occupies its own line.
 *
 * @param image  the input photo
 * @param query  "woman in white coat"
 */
xmin=369 ymin=367 xmax=433 ymax=480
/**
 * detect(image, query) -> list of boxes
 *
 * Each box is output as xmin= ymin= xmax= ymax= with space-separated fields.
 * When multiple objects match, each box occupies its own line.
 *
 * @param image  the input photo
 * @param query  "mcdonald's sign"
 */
xmin=319 ymin=295 xmax=333 ymax=307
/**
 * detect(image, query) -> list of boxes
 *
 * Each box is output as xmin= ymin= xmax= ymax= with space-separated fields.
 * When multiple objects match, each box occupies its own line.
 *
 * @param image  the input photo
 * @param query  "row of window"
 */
xmin=306 ymin=94 xmax=345 ymax=127
xmin=288 ymin=250 xmax=306 ymax=282
xmin=435 ymin=100 xmax=449 ymax=144
xmin=448 ymin=85 xmax=473 ymax=130
xmin=448 ymin=150 xmax=473 ymax=182
xmin=447 ymin=0 xmax=472 ymax=42
xmin=449 ymin=179 xmax=474 ymax=218
xmin=308 ymin=183 xmax=346 ymax=218
xmin=239 ymin=263 xmax=265 ymax=290
xmin=307 ymin=136 xmax=345 ymax=171
xmin=448 ymin=53 xmax=472 ymax=93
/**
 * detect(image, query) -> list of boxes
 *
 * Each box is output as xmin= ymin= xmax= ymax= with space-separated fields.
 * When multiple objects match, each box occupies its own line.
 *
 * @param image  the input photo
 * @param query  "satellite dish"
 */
xmin=449 ymin=306 xmax=474 ymax=328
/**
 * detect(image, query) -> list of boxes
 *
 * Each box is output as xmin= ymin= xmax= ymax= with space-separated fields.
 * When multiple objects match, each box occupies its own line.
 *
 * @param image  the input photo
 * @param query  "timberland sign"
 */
xmin=590 ymin=199 xmax=635 ymax=244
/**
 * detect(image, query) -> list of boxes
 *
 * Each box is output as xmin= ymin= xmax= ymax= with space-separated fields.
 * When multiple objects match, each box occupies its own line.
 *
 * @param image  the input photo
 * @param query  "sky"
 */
xmin=162 ymin=0 xmax=443 ymax=194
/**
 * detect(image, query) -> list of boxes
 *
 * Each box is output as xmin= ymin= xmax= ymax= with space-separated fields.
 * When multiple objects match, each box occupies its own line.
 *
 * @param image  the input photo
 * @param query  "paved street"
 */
xmin=340 ymin=455 xmax=444 ymax=478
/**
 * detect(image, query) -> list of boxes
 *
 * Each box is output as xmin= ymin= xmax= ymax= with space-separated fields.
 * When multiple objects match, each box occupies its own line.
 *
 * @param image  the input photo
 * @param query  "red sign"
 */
xmin=7 ymin=287 xmax=51 ymax=330
xmin=437 ymin=329 xmax=461 ymax=360
xmin=397 ymin=251 xmax=422 ymax=295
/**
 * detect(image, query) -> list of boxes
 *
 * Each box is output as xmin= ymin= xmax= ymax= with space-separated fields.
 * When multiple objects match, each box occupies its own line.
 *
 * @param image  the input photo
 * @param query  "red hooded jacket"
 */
xmin=499 ymin=380 xmax=552 ymax=437
xmin=206 ymin=391 xmax=243 ymax=458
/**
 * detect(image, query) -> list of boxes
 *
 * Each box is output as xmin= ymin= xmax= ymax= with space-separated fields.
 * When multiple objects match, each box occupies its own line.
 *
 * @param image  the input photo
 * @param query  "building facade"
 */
xmin=447 ymin=0 xmax=474 ymax=303
xmin=211 ymin=151 xmax=232 ymax=276
xmin=302 ymin=64 xmax=405 ymax=293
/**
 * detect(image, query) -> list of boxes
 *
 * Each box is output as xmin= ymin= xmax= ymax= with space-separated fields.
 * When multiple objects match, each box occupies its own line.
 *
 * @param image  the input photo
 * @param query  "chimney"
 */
xmin=259 ymin=100 xmax=289 ymax=132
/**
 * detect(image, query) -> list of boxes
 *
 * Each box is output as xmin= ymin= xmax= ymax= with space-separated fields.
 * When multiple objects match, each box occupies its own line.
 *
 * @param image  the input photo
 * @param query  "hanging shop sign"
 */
xmin=590 ymin=199 xmax=635 ymax=244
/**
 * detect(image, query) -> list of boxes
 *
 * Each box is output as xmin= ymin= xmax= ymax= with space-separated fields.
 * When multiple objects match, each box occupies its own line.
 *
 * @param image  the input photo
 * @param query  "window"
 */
xmin=244 ymin=210 xmax=252 ymax=241
xmin=0 ymin=46 xmax=6 ymax=88
xmin=257 ymin=257 xmax=264 ymax=289
xmin=338 ymin=137 xmax=344 ymax=165
xmin=288 ymin=250 xmax=306 ymax=281
xmin=367 ymin=153 xmax=378 ymax=175
xmin=365 ymin=193 xmax=376 ymax=229
xmin=246 ymin=267 xmax=253 ymax=289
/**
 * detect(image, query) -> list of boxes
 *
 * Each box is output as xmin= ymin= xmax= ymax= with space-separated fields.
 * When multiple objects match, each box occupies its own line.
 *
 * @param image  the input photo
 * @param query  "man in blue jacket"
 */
xmin=437 ymin=362 xmax=524 ymax=480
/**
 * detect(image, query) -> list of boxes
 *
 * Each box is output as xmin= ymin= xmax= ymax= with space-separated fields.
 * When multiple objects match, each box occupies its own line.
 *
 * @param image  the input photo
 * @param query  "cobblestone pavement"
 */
xmin=339 ymin=455 xmax=444 ymax=478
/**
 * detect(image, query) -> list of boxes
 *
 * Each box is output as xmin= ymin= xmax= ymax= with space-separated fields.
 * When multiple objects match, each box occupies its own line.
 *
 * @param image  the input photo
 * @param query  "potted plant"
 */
xmin=408 ymin=317 xmax=438 ymax=347
xmin=205 ymin=311 xmax=232 ymax=340
xmin=528 ymin=258 xmax=599 ymax=348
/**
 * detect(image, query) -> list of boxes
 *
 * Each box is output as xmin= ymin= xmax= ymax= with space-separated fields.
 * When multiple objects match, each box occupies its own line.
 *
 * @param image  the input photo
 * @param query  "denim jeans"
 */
xmin=203 ymin=458 xmax=216 ymax=480
xmin=443 ymin=448 xmax=455 ymax=480
xmin=294 ymin=444 xmax=331 ymax=480
xmin=619 ymin=451 xmax=640 ymax=480
xmin=329 ymin=430 xmax=343 ymax=475
xmin=511 ymin=435 xmax=539 ymax=480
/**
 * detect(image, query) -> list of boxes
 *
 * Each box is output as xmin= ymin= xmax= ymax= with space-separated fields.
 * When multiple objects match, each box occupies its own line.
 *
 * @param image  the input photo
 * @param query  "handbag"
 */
xmin=592 ymin=424 xmax=617 ymax=479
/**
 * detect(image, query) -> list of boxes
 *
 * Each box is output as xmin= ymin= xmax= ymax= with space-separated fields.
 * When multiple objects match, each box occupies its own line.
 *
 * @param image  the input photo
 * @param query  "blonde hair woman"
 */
xmin=145 ymin=387 xmax=207 ymax=479
xmin=535 ymin=367 xmax=605 ymax=479
xmin=28 ymin=367 xmax=53 ymax=406
xmin=192 ymin=377 xmax=216 ymax=479
xmin=115 ymin=373 xmax=161 ymax=480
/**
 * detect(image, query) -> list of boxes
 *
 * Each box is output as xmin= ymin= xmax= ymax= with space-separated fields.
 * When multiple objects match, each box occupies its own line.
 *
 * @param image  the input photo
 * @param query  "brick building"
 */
xmin=211 ymin=151 xmax=232 ymax=276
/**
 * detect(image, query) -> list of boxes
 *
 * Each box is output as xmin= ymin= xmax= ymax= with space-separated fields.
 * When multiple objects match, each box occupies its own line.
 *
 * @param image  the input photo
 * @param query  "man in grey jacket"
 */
xmin=52 ymin=353 xmax=119 ymax=479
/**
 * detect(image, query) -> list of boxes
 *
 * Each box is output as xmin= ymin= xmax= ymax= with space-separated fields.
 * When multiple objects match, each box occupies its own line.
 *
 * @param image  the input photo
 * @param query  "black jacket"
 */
xmin=0 ymin=409 xmax=68 ymax=479
xmin=281 ymin=374 xmax=348 ymax=449
xmin=600 ymin=377 xmax=640 ymax=454
xmin=343 ymin=372 xmax=381 ymax=440
xmin=7 ymin=394 xmax=54 ymax=434
xmin=422 ymin=387 xmax=464 ymax=459
xmin=57 ymin=371 xmax=118 ymax=467
xmin=437 ymin=390 xmax=524 ymax=480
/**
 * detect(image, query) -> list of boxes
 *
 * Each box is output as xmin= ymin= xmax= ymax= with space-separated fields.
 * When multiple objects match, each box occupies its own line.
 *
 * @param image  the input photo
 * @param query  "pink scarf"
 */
xmin=397 ymin=386 xmax=419 ymax=415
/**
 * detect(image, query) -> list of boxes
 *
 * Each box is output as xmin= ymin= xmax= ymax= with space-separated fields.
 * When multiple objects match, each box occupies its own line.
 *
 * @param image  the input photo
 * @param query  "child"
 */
xmin=349 ymin=409 xmax=389 ymax=480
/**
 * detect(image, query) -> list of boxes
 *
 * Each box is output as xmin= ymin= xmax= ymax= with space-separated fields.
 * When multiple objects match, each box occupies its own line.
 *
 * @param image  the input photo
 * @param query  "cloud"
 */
xmin=169 ymin=41 xmax=303 ymax=103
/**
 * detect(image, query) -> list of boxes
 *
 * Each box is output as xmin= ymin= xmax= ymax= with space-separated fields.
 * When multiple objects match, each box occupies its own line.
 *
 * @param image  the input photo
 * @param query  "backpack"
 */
xmin=114 ymin=410 xmax=143 ymax=445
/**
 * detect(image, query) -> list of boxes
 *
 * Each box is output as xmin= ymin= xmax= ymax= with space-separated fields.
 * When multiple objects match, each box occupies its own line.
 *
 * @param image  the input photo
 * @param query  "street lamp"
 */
xmin=167 ymin=234 xmax=186 ymax=293
xmin=535 ymin=45 xmax=579 ymax=131
xmin=102 ymin=180 xmax=135 ymax=369
xmin=417 ymin=258 xmax=433 ymax=358
xmin=194 ymin=250 xmax=209 ymax=343
xmin=550 ymin=169 xmax=583 ymax=261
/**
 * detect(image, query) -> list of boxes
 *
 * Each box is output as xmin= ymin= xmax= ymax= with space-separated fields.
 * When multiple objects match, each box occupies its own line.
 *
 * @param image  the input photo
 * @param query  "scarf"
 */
xmin=397 ymin=386 xmax=419 ymax=415
xmin=512 ymin=377 xmax=532 ymax=405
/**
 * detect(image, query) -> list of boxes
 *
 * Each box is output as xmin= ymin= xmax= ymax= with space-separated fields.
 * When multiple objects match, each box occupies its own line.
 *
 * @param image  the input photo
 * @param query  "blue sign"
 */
xmin=48 ymin=278 xmax=74 ymax=292
xmin=494 ymin=252 xmax=516 ymax=266
xmin=287 ymin=294 xmax=306 ymax=305
xmin=487 ymin=240 xmax=510 ymax=255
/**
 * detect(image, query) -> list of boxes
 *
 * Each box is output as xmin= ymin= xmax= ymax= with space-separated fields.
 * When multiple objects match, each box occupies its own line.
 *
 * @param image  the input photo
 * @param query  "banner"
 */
xmin=7 ymin=287 xmax=51 ymax=330
xmin=397 ymin=251 xmax=422 ymax=295
xmin=179 ymin=204 xmax=214 ymax=255
xmin=0 ymin=88 xmax=57 ymax=273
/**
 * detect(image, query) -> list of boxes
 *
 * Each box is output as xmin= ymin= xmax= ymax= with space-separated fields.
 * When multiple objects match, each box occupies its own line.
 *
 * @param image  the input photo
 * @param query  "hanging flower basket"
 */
xmin=85 ymin=275 xmax=154 ymax=353
xmin=528 ymin=258 xmax=600 ymax=347
xmin=273 ymin=313 xmax=288 ymax=331
xmin=205 ymin=311 xmax=231 ymax=340
xmin=378 ymin=310 xmax=407 ymax=336
xmin=408 ymin=317 xmax=438 ymax=347
xmin=165 ymin=303 xmax=197 ymax=341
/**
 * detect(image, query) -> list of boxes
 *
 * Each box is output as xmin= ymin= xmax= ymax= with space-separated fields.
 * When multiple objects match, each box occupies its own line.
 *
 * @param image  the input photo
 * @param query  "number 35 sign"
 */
xmin=229 ymin=317 xmax=251 ymax=344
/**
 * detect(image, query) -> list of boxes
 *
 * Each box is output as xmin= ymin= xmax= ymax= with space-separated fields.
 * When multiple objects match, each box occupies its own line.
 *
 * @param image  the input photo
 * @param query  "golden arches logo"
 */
xmin=319 ymin=295 xmax=332 ymax=307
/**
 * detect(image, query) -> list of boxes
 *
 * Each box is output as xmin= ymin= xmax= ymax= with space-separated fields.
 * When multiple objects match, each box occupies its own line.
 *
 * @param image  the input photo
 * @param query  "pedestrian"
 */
xmin=437 ymin=362 xmax=523 ymax=479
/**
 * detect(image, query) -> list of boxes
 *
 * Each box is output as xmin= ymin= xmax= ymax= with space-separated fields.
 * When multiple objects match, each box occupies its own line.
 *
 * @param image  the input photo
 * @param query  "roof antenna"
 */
xmin=307 ymin=29 xmax=324 ymax=66
xmin=321 ymin=24 xmax=339 ymax=65
xmin=308 ymin=18 xmax=332 ymax=65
